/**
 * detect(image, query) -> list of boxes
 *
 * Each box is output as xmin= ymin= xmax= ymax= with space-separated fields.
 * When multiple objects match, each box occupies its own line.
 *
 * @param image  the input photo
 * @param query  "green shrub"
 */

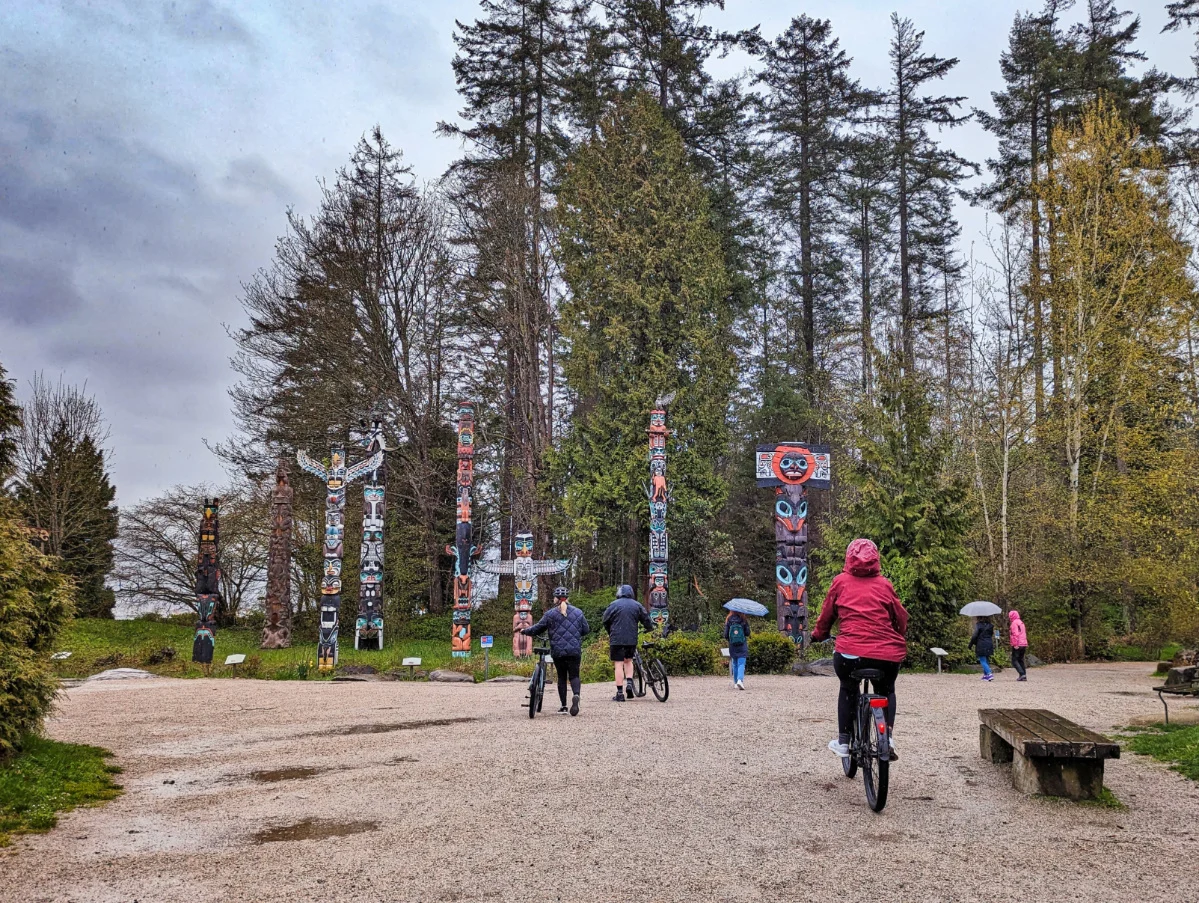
xmin=653 ymin=634 xmax=720 ymax=675
xmin=0 ymin=510 xmax=74 ymax=759
xmin=747 ymin=632 xmax=795 ymax=674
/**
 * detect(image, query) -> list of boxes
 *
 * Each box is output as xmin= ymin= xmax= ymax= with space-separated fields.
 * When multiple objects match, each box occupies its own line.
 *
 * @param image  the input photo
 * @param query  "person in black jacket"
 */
xmin=969 ymin=616 xmax=996 ymax=682
xmin=522 ymin=587 xmax=590 ymax=715
xmin=602 ymin=584 xmax=654 ymax=701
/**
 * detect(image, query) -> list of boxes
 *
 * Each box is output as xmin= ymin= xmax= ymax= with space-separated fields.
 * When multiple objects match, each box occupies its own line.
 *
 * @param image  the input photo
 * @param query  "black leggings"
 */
xmin=833 ymin=652 xmax=899 ymax=738
xmin=552 ymin=654 xmax=582 ymax=707
xmin=1012 ymin=646 xmax=1027 ymax=678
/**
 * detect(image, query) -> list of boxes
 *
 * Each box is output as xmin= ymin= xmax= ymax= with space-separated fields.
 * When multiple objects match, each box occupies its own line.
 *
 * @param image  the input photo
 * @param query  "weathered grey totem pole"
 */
xmin=476 ymin=533 xmax=570 ymax=656
xmin=297 ymin=445 xmax=383 ymax=671
xmin=192 ymin=498 xmax=220 ymax=664
xmin=646 ymin=409 xmax=670 ymax=630
xmin=355 ymin=418 xmax=388 ymax=651
xmin=447 ymin=403 xmax=479 ymax=657
xmin=754 ymin=444 xmax=831 ymax=646
xmin=261 ymin=460 xmax=293 ymax=650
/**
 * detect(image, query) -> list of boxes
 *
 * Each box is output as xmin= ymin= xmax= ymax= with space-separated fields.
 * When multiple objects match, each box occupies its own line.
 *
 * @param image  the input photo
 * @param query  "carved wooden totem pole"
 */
xmin=297 ymin=445 xmax=382 ymax=670
xmin=447 ymin=403 xmax=480 ymax=657
xmin=192 ymin=498 xmax=221 ymax=664
xmin=355 ymin=418 xmax=387 ymax=651
xmin=755 ymin=444 xmax=831 ymax=646
xmin=261 ymin=460 xmax=293 ymax=649
xmin=646 ymin=409 xmax=670 ymax=631
xmin=476 ymin=533 xmax=570 ymax=656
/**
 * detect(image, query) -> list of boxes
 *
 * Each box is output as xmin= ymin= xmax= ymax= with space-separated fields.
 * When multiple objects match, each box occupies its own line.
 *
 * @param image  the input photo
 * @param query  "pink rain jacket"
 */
xmin=811 ymin=539 xmax=909 ymax=662
xmin=1008 ymin=610 xmax=1028 ymax=648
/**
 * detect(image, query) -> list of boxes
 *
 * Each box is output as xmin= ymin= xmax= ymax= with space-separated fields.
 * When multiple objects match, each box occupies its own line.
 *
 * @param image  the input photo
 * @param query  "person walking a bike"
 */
xmin=811 ymin=538 xmax=908 ymax=761
xmin=521 ymin=587 xmax=590 ymax=716
xmin=602 ymin=584 xmax=654 ymax=702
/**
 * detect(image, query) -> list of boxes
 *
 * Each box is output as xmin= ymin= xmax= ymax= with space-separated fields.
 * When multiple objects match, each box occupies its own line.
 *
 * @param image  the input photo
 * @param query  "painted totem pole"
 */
xmin=192 ymin=498 xmax=221 ymax=664
xmin=261 ymin=460 xmax=293 ymax=649
xmin=355 ymin=418 xmax=387 ymax=651
xmin=447 ymin=402 xmax=480 ymax=657
xmin=476 ymin=533 xmax=570 ymax=656
xmin=646 ymin=409 xmax=670 ymax=630
xmin=297 ymin=445 xmax=383 ymax=671
xmin=755 ymin=444 xmax=832 ymax=645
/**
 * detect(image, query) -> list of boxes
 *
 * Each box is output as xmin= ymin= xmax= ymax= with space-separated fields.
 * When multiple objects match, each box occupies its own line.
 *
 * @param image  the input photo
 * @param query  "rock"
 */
xmin=1027 ymin=653 xmax=1044 ymax=667
xmin=808 ymin=657 xmax=835 ymax=669
xmin=58 ymin=678 xmax=85 ymax=689
xmin=428 ymin=669 xmax=475 ymax=683
xmin=1172 ymin=649 xmax=1198 ymax=666
xmin=87 ymin=668 xmax=162 ymax=681
xmin=1165 ymin=665 xmax=1198 ymax=687
xmin=486 ymin=674 xmax=529 ymax=683
xmin=792 ymin=660 xmax=833 ymax=677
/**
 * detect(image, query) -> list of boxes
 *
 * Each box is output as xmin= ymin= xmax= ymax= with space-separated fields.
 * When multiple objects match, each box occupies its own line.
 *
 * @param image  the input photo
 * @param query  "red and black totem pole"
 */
xmin=755 ymin=444 xmax=832 ymax=646
xmin=447 ymin=402 xmax=479 ymax=657
xmin=646 ymin=409 xmax=670 ymax=630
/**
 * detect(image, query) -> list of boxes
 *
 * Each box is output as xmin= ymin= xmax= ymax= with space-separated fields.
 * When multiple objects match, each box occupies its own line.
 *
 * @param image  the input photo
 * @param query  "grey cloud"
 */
xmin=161 ymin=1 xmax=256 ymax=47
xmin=0 ymin=254 xmax=85 ymax=326
xmin=223 ymin=154 xmax=295 ymax=203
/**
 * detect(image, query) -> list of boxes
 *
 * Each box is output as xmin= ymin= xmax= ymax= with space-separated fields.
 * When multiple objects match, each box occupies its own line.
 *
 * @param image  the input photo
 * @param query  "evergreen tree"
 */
xmin=17 ymin=424 xmax=118 ymax=618
xmin=817 ymin=358 xmax=972 ymax=665
xmin=758 ymin=15 xmax=870 ymax=401
xmin=882 ymin=14 xmax=974 ymax=378
xmin=0 ymin=362 xmax=22 ymax=482
xmin=554 ymin=93 xmax=734 ymax=608
xmin=1165 ymin=0 xmax=1199 ymax=79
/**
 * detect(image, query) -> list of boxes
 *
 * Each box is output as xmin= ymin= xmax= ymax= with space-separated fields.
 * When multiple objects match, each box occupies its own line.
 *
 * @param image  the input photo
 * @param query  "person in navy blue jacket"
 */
xmin=602 ymin=584 xmax=654 ymax=701
xmin=522 ymin=587 xmax=590 ymax=716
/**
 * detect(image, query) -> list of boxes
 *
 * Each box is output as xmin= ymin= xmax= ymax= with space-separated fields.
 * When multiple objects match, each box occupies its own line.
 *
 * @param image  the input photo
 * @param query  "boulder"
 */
xmin=87 ymin=668 xmax=163 ymax=681
xmin=428 ymin=669 xmax=475 ymax=683
xmin=1172 ymin=649 xmax=1198 ymax=666
xmin=792 ymin=659 xmax=833 ymax=677
xmin=486 ymin=674 xmax=529 ymax=683
xmin=1165 ymin=665 xmax=1199 ymax=687
xmin=1026 ymin=654 xmax=1044 ymax=667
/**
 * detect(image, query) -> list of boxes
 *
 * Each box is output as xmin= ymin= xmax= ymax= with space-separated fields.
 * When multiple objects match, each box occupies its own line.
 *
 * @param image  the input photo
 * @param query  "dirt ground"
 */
xmin=2 ymin=663 xmax=1196 ymax=903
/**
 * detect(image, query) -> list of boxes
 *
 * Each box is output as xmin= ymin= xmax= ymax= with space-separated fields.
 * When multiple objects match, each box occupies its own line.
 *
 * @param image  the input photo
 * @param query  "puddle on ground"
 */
xmin=253 ymin=819 xmax=378 ymax=844
xmin=250 ymin=766 xmax=327 ymax=783
xmin=384 ymin=756 xmax=418 ymax=765
xmin=336 ymin=717 xmax=478 ymax=736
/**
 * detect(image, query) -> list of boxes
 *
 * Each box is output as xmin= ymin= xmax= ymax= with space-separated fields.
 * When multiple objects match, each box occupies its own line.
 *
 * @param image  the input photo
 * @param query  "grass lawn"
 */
xmin=0 ymin=736 xmax=122 ymax=847
xmin=1124 ymin=723 xmax=1199 ymax=782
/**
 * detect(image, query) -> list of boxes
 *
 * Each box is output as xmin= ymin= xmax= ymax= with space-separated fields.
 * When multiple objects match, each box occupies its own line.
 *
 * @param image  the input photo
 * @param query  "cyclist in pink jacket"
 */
xmin=1008 ymin=610 xmax=1028 ymax=681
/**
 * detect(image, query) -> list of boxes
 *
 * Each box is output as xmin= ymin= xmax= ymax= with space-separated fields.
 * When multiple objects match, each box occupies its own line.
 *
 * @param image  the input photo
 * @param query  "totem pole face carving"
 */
xmin=756 ymin=443 xmax=831 ymax=645
xmin=192 ymin=498 xmax=221 ymax=665
xmin=446 ymin=403 xmax=479 ymax=657
xmin=262 ymin=459 xmax=294 ymax=650
xmin=356 ymin=418 xmax=387 ymax=650
xmin=646 ymin=409 xmax=670 ymax=631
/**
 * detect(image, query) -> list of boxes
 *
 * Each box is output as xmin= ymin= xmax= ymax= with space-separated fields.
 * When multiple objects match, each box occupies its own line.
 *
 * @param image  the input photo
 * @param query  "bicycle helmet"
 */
xmin=553 ymin=586 xmax=568 ymax=600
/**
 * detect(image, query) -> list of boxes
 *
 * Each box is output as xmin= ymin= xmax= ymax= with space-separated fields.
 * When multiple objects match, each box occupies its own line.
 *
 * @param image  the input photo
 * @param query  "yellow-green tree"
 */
xmin=1038 ymin=98 xmax=1198 ymax=649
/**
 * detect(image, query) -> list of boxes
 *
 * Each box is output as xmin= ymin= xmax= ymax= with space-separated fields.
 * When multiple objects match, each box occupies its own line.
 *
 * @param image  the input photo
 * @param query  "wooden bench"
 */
xmin=979 ymin=708 xmax=1120 ymax=801
xmin=1154 ymin=666 xmax=1199 ymax=724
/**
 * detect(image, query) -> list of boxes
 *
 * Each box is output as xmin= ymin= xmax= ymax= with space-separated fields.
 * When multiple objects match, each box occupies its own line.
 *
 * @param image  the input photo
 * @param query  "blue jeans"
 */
xmin=731 ymin=656 xmax=746 ymax=683
xmin=979 ymin=656 xmax=992 ymax=677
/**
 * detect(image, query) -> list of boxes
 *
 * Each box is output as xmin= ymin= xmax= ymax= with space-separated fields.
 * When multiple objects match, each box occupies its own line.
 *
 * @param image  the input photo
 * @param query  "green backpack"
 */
xmin=728 ymin=619 xmax=746 ymax=646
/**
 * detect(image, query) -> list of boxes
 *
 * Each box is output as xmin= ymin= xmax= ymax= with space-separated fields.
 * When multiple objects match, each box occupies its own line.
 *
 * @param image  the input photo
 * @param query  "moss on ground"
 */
xmin=0 ymin=735 xmax=122 ymax=846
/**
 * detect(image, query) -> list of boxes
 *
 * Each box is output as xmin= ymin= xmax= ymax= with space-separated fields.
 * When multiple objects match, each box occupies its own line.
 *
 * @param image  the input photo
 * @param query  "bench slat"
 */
xmin=978 ymin=708 xmax=1119 ymax=760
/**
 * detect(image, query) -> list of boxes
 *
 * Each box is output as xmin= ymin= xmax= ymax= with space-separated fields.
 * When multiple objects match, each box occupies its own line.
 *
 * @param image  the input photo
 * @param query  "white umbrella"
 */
xmin=959 ymin=600 xmax=1002 ymax=617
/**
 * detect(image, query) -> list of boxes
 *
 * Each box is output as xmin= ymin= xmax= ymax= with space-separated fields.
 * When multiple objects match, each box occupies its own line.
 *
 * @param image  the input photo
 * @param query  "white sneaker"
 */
xmin=828 ymin=738 xmax=850 ymax=757
xmin=736 ymin=680 xmax=745 ymax=690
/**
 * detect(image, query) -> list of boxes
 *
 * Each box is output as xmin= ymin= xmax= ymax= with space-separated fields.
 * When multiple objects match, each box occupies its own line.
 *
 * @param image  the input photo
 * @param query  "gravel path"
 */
xmin=2 ymin=663 xmax=1196 ymax=902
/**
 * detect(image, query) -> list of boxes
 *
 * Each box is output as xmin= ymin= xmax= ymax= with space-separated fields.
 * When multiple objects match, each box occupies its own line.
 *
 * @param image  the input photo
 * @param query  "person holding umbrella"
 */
xmin=961 ymin=601 xmax=1002 ymax=682
xmin=723 ymin=598 xmax=767 ymax=690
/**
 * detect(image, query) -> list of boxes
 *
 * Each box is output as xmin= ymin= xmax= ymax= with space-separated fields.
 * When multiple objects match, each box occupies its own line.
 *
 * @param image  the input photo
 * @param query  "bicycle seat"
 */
xmin=850 ymin=668 xmax=884 ymax=681
xmin=532 ymin=645 xmax=551 ymax=654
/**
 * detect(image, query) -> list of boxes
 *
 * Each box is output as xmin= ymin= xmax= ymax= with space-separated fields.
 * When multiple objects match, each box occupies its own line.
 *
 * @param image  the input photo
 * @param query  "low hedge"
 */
xmin=747 ymin=632 xmax=796 ymax=674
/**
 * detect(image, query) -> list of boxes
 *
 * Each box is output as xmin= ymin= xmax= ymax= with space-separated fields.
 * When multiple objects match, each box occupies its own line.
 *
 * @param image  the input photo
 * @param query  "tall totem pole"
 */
xmin=646 ymin=409 xmax=670 ymax=630
xmin=755 ymin=444 xmax=831 ymax=646
xmin=297 ymin=445 xmax=383 ymax=671
xmin=355 ymin=418 xmax=388 ymax=651
xmin=476 ymin=533 xmax=570 ymax=656
xmin=261 ymin=460 xmax=293 ymax=649
xmin=447 ymin=403 xmax=479 ymax=657
xmin=192 ymin=498 xmax=221 ymax=664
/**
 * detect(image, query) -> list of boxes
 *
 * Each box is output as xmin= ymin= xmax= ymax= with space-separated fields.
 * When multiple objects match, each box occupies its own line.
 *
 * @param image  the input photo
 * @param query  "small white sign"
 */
xmin=51 ymin=651 xmax=73 ymax=660
xmin=224 ymin=654 xmax=246 ymax=666
xmin=930 ymin=647 xmax=948 ymax=657
xmin=402 ymin=657 xmax=422 ymax=667
xmin=480 ymin=636 xmax=493 ymax=649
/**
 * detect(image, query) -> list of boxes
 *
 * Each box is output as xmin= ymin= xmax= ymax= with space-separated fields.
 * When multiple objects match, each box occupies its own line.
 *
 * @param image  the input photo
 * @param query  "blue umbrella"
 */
xmin=723 ymin=598 xmax=769 ymax=617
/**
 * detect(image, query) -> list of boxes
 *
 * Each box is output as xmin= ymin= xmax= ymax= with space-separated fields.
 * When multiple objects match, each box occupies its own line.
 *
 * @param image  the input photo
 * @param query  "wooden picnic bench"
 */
xmin=979 ymin=708 xmax=1120 ymax=801
xmin=1153 ymin=666 xmax=1199 ymax=724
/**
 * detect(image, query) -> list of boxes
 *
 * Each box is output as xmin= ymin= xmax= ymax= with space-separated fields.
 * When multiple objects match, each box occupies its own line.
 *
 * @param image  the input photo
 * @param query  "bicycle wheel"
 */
xmin=536 ymin=665 xmax=546 ymax=713
xmin=647 ymin=658 xmax=669 ymax=702
xmin=861 ymin=704 xmax=890 ymax=812
xmin=527 ymin=664 xmax=541 ymax=719
xmin=632 ymin=656 xmax=646 ymax=698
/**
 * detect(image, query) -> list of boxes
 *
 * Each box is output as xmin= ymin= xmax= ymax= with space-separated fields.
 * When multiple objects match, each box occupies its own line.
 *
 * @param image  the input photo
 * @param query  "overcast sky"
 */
xmin=0 ymin=0 xmax=1193 ymax=507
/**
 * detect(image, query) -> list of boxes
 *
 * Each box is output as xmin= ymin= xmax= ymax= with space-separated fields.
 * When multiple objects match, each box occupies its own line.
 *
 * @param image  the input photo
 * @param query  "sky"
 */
xmin=0 ymin=0 xmax=1194 ymax=508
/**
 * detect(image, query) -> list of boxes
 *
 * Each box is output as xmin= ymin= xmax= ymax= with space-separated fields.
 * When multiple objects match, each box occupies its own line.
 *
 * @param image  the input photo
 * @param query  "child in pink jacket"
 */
xmin=1008 ymin=610 xmax=1028 ymax=681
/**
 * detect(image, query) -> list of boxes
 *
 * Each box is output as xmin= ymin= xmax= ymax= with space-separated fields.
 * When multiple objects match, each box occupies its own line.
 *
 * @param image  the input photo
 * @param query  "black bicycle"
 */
xmin=630 ymin=641 xmax=669 ymax=702
xmin=527 ymin=644 xmax=553 ymax=719
xmin=838 ymin=667 xmax=891 ymax=812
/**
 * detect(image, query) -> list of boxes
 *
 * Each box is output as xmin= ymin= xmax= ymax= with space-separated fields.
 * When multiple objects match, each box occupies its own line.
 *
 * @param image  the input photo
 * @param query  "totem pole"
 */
xmin=447 ymin=402 xmax=480 ymax=657
xmin=646 ymin=408 xmax=670 ymax=631
xmin=261 ymin=460 xmax=293 ymax=649
xmin=192 ymin=498 xmax=220 ymax=664
xmin=355 ymin=418 xmax=388 ymax=651
xmin=297 ymin=444 xmax=383 ymax=671
xmin=755 ymin=444 xmax=832 ymax=646
xmin=476 ymin=533 xmax=570 ymax=656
